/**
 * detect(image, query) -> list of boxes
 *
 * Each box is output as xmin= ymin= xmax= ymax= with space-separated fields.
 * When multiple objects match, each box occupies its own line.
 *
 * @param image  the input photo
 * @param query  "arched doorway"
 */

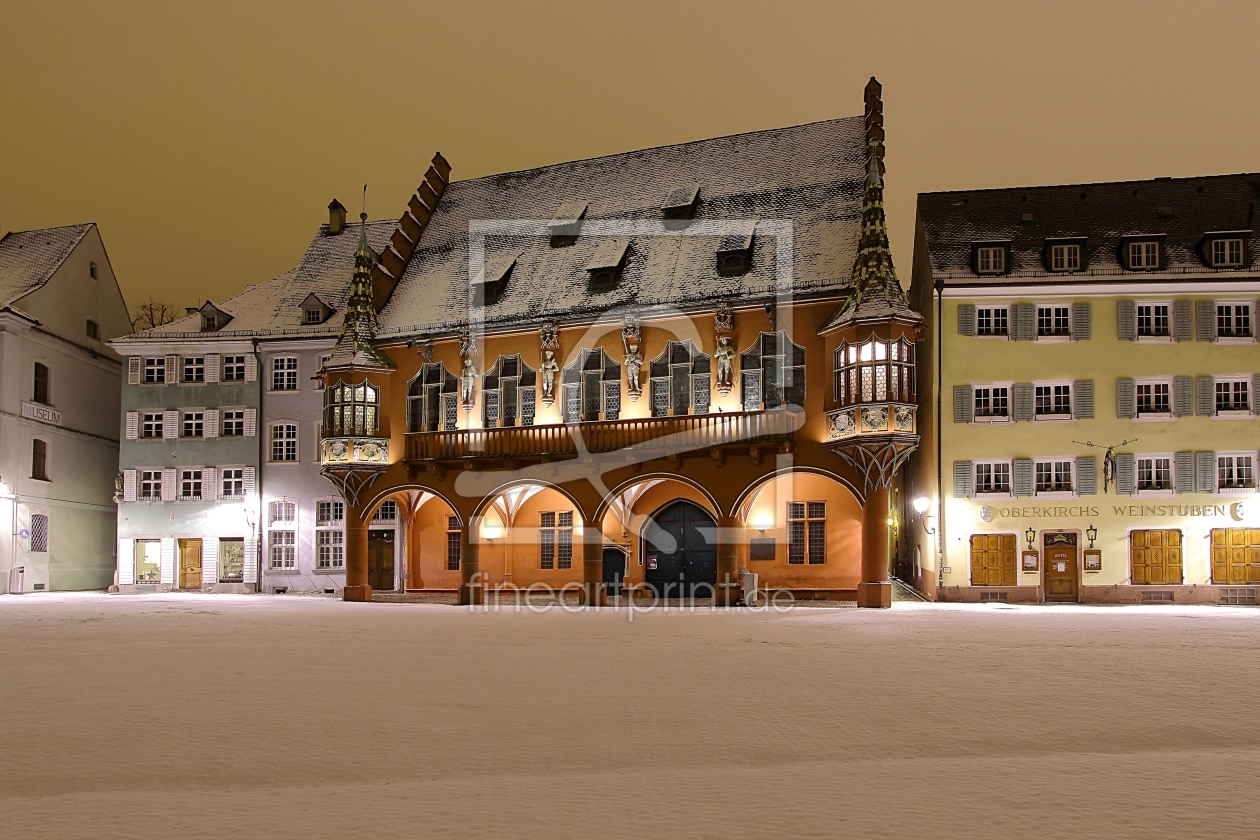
xmin=641 ymin=500 xmax=717 ymax=597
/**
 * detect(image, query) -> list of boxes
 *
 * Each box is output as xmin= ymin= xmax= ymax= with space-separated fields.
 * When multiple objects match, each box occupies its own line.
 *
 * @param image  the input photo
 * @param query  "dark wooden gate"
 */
xmin=368 ymin=529 xmax=395 ymax=592
xmin=642 ymin=500 xmax=717 ymax=597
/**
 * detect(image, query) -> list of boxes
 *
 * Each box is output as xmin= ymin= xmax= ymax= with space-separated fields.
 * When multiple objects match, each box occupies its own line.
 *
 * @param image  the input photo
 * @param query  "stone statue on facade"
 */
xmin=459 ymin=326 xmax=478 ymax=410
xmin=539 ymin=320 xmax=560 ymax=406
xmin=622 ymin=311 xmax=642 ymax=401
xmin=714 ymin=301 xmax=735 ymax=396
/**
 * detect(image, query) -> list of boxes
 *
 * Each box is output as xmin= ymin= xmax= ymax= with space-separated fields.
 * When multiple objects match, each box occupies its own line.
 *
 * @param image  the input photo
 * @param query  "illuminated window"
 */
xmin=322 ymin=382 xmax=379 ymax=436
xmin=539 ymin=511 xmax=574 ymax=570
xmin=787 ymin=502 xmax=826 ymax=565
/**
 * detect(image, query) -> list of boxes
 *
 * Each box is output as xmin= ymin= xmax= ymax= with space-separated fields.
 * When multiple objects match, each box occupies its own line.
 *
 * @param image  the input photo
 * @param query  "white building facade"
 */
xmin=0 ymin=224 xmax=131 ymax=592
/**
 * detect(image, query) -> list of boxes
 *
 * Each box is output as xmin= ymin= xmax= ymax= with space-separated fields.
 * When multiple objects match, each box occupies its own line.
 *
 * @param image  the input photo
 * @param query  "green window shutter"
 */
xmin=1076 ymin=456 xmax=1097 ymax=495
xmin=1173 ymin=300 xmax=1193 ymax=342
xmin=1196 ymin=451 xmax=1216 ymax=494
xmin=1173 ymin=376 xmax=1193 ymax=417
xmin=1194 ymin=300 xmax=1214 ymax=342
xmin=957 ymin=304 xmax=976 ymax=337
xmin=1175 ymin=451 xmax=1194 ymax=494
xmin=1012 ymin=382 xmax=1034 ymax=421
xmin=1195 ymin=376 xmax=1214 ymax=416
xmin=953 ymin=461 xmax=973 ymax=499
xmin=1116 ymin=378 xmax=1135 ymax=419
xmin=1013 ymin=458 xmax=1033 ymax=497
xmin=1114 ymin=453 xmax=1135 ymax=495
xmin=1073 ymin=380 xmax=1094 ymax=419
xmin=953 ymin=385 xmax=973 ymax=423
xmin=1072 ymin=302 xmax=1091 ymax=340
xmin=1012 ymin=303 xmax=1036 ymax=341
xmin=1117 ymin=300 xmax=1136 ymax=341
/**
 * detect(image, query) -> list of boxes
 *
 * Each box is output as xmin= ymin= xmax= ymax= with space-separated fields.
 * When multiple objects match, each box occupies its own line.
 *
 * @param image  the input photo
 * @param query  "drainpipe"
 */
xmin=935 ymin=277 xmax=945 ymax=596
xmin=253 ymin=337 xmax=263 ymax=593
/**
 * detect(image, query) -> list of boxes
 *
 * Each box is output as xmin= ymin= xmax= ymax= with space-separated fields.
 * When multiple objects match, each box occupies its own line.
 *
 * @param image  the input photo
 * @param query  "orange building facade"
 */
xmin=308 ymin=79 xmax=922 ymax=607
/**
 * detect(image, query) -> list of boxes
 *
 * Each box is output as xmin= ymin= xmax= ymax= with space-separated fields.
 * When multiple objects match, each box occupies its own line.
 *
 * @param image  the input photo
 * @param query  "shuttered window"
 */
xmin=1214 ymin=377 xmax=1251 ymax=413
xmin=1129 ymin=530 xmax=1182 ymax=585
xmin=1216 ymin=302 xmax=1253 ymax=338
xmin=1217 ymin=452 xmax=1256 ymax=492
xmin=1076 ymin=456 xmax=1097 ymax=495
xmin=1210 ymin=529 xmax=1260 ymax=585
xmin=970 ymin=534 xmax=1016 ymax=586
xmin=975 ymin=461 xmax=1012 ymax=496
xmin=1073 ymin=380 xmax=1094 ymax=418
xmin=976 ymin=306 xmax=1009 ymax=337
xmin=1072 ymin=302 xmax=1092 ymax=340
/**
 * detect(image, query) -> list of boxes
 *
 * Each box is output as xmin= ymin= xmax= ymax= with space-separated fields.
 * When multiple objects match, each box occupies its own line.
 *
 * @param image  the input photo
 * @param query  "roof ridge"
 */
xmin=448 ymin=116 xmax=863 ymax=188
xmin=921 ymin=172 xmax=1260 ymax=198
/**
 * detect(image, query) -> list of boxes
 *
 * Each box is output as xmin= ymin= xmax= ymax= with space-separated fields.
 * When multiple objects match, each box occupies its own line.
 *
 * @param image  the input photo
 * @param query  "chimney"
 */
xmin=864 ymin=76 xmax=885 ymax=174
xmin=328 ymin=199 xmax=347 ymax=235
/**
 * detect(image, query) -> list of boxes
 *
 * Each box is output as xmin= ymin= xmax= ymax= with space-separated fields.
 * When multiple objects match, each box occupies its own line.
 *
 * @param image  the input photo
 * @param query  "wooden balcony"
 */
xmin=404 ymin=410 xmax=799 ymax=464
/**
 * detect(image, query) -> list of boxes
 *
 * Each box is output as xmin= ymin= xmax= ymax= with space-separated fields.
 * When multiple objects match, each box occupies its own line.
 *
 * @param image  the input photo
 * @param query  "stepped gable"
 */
xmin=378 ymin=117 xmax=868 ymax=336
xmin=919 ymin=173 xmax=1260 ymax=283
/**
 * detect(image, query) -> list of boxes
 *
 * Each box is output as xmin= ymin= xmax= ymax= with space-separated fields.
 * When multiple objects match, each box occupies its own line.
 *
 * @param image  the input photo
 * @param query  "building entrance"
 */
xmin=1211 ymin=529 xmax=1260 ymax=584
xmin=642 ymin=500 xmax=717 ymax=597
xmin=602 ymin=548 xmax=626 ymax=596
xmin=368 ymin=530 xmax=395 ymax=592
xmin=178 ymin=539 xmax=202 ymax=590
xmin=1043 ymin=532 xmax=1078 ymax=602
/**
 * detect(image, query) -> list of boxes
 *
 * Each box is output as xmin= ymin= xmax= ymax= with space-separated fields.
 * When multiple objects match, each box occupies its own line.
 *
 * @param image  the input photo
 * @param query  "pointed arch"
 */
xmin=482 ymin=354 xmax=537 ymax=428
xmin=647 ymin=339 xmax=711 ymax=417
xmin=593 ymin=472 xmax=722 ymax=525
xmin=407 ymin=363 xmax=459 ymax=432
xmin=739 ymin=330 xmax=805 ymax=411
xmin=561 ymin=347 xmax=621 ymax=423
xmin=470 ymin=477 xmax=592 ymax=524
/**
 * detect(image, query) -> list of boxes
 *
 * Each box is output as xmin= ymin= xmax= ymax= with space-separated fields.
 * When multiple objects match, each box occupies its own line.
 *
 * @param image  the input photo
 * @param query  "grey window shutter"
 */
xmin=1194 ymin=300 xmax=1214 ymax=342
xmin=1116 ymin=378 xmax=1135 ymax=419
xmin=163 ymin=409 xmax=179 ymax=440
xmin=1076 ymin=456 xmax=1097 ymax=495
xmin=1173 ymin=300 xmax=1193 ymax=342
xmin=1175 ymin=451 xmax=1194 ymax=494
xmin=1115 ymin=453 xmax=1135 ymax=495
xmin=1196 ymin=451 xmax=1216 ymax=494
xmin=1073 ymin=380 xmax=1094 ymax=419
xmin=1013 ymin=458 xmax=1033 ymax=497
xmin=1013 ymin=303 xmax=1035 ymax=341
xmin=166 ymin=355 xmax=179 ymax=380
xmin=128 ymin=357 xmax=141 ymax=385
xmin=1013 ymin=382 xmax=1034 ymax=421
xmin=1072 ymin=302 xmax=1091 ymax=340
xmin=953 ymin=385 xmax=973 ymax=423
xmin=957 ymin=304 xmax=976 ymax=337
xmin=123 ymin=469 xmax=137 ymax=503
xmin=1173 ymin=376 xmax=1193 ymax=417
xmin=953 ymin=461 xmax=973 ymax=499
xmin=1117 ymin=300 xmax=1136 ymax=341
xmin=1195 ymin=376 xmax=1214 ymax=416
xmin=1254 ymin=374 xmax=1260 ymax=414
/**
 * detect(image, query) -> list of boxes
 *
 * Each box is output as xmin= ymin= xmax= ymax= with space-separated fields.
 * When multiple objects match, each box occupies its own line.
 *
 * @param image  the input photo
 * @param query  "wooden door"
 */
xmin=969 ymin=534 xmax=1016 ymax=586
xmin=1211 ymin=529 xmax=1260 ymax=584
xmin=178 ymin=539 xmax=203 ymax=589
xmin=602 ymin=548 xmax=626 ymax=596
xmin=1130 ymin=530 xmax=1182 ymax=585
xmin=368 ymin=530 xmax=395 ymax=591
xmin=1044 ymin=545 xmax=1078 ymax=602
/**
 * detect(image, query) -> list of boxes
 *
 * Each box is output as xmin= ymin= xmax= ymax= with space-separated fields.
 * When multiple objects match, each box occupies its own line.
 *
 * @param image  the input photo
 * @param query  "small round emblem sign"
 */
xmin=978 ymin=506 xmax=994 ymax=523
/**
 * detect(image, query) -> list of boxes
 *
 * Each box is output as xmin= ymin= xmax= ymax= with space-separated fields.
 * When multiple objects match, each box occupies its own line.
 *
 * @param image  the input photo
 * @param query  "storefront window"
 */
xmin=135 ymin=540 xmax=161 ymax=583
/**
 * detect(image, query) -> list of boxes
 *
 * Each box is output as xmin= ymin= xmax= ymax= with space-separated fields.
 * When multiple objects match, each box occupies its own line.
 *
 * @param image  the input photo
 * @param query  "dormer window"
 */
xmin=661 ymin=183 xmax=700 ymax=228
xmin=1210 ymin=237 xmax=1244 ymax=267
xmin=548 ymin=201 xmax=587 ymax=247
xmin=972 ymin=243 xmax=1013 ymax=275
xmin=198 ymin=301 xmax=232 ymax=332
xmin=299 ymin=293 xmax=333 ymax=325
xmin=717 ymin=221 xmax=755 ymax=277
xmin=471 ymin=253 xmax=518 ymax=307
xmin=1048 ymin=243 xmax=1082 ymax=271
xmin=1125 ymin=240 xmax=1161 ymax=270
xmin=585 ymin=239 xmax=628 ymax=292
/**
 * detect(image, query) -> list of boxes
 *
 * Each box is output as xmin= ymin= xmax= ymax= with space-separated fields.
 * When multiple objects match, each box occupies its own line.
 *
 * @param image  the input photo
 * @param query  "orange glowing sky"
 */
xmin=2 ymin=0 xmax=1257 ymax=312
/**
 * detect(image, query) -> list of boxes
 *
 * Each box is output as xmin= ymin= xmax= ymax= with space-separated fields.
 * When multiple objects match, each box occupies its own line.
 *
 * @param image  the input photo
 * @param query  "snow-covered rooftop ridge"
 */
xmin=0 ymin=223 xmax=94 ymax=309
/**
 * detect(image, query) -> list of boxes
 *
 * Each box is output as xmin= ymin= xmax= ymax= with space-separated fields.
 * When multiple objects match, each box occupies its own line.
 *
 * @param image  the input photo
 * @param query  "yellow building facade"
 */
xmin=907 ymin=174 xmax=1260 ymax=603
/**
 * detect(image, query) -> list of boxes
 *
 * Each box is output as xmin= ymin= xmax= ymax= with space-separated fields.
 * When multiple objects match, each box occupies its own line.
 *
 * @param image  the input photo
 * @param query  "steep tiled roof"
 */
xmin=378 ymin=117 xmax=866 ymax=336
xmin=0 ymin=224 xmax=94 ymax=309
xmin=919 ymin=173 xmax=1260 ymax=284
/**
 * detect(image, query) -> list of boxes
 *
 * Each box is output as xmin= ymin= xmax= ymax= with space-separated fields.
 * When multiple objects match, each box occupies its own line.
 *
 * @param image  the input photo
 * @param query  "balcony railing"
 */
xmin=826 ymin=402 xmax=917 ymax=440
xmin=405 ymin=410 xmax=798 ymax=462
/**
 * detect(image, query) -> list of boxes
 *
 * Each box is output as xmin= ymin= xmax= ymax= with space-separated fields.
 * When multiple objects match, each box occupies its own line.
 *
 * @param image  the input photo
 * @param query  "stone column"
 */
xmin=458 ymin=518 xmax=482 ymax=605
xmin=581 ymin=517 xmax=605 ymax=607
xmin=716 ymin=515 xmax=740 ymax=607
xmin=343 ymin=505 xmax=371 ymax=602
xmin=857 ymin=484 xmax=892 ymax=608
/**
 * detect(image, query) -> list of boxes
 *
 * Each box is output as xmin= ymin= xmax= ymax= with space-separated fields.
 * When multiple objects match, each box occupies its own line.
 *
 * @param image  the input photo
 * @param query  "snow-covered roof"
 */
xmin=919 ymin=172 xmax=1260 ymax=284
xmin=0 ymin=224 xmax=94 ymax=309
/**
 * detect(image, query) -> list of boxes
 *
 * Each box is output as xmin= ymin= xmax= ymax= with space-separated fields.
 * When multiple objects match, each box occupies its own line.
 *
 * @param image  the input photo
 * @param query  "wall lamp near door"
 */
xmin=1086 ymin=524 xmax=1098 ymax=548
xmin=1025 ymin=527 xmax=1037 ymax=550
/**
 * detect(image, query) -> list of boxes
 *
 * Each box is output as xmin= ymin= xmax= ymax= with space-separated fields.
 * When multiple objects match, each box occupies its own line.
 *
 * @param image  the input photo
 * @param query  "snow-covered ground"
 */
xmin=2 ymin=593 xmax=1259 ymax=839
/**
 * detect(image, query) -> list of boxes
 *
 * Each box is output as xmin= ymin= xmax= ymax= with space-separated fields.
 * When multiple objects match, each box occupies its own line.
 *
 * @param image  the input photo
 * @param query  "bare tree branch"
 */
xmin=131 ymin=297 xmax=180 ymax=332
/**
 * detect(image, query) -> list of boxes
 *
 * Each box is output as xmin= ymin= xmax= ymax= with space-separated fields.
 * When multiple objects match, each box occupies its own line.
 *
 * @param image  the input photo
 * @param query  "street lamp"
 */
xmin=1025 ymin=527 xmax=1037 ymax=550
xmin=1086 ymin=524 xmax=1098 ymax=548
